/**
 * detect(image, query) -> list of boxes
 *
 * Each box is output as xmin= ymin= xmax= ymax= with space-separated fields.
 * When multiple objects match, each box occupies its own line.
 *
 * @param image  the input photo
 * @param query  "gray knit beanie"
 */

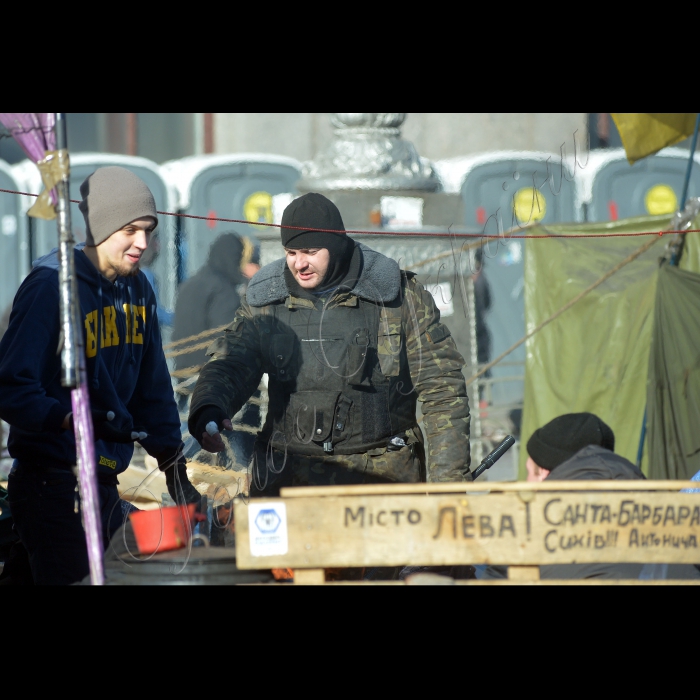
xmin=78 ymin=166 xmax=159 ymax=246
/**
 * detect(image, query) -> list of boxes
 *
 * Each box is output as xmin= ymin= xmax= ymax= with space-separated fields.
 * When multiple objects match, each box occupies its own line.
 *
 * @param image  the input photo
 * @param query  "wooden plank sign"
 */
xmin=234 ymin=491 xmax=700 ymax=569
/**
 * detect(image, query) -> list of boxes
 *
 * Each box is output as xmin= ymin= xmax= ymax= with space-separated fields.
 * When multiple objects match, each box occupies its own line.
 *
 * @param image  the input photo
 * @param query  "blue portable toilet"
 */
xmin=433 ymin=152 xmax=578 ymax=414
xmin=578 ymin=147 xmax=700 ymax=222
xmin=13 ymin=154 xmax=179 ymax=327
xmin=0 ymin=159 xmax=29 ymax=318
xmin=160 ymin=154 xmax=302 ymax=280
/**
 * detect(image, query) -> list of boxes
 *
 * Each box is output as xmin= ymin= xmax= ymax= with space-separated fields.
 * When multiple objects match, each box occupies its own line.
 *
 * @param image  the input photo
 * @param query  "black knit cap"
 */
xmin=281 ymin=193 xmax=354 ymax=291
xmin=527 ymin=412 xmax=615 ymax=471
xmin=281 ymin=193 xmax=346 ymax=248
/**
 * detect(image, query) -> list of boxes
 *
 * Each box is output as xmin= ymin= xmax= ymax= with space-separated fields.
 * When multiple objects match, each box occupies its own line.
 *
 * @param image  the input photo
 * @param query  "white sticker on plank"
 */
xmin=248 ymin=502 xmax=288 ymax=557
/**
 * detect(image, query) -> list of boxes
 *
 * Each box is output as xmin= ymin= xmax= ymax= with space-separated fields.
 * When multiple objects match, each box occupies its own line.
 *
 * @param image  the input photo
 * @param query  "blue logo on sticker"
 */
xmin=255 ymin=509 xmax=281 ymax=534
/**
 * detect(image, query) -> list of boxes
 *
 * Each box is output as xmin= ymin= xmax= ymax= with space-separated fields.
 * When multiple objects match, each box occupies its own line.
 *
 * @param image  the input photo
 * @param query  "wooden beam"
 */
xmin=293 ymin=569 xmax=325 ymax=585
xmin=235 ymin=491 xmax=700 ymax=570
xmin=280 ymin=481 xmax=700 ymax=497
xmin=508 ymin=566 xmax=540 ymax=581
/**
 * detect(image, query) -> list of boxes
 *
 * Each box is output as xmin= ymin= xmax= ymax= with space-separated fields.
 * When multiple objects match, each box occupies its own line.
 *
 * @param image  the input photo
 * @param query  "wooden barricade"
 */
xmin=233 ymin=481 xmax=700 ymax=584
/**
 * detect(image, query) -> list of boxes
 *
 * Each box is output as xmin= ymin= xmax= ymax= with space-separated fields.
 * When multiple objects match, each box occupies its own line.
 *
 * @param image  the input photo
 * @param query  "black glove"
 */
xmin=69 ymin=410 xmax=147 ymax=444
xmin=155 ymin=446 xmax=201 ymax=506
xmin=191 ymin=406 xmax=228 ymax=447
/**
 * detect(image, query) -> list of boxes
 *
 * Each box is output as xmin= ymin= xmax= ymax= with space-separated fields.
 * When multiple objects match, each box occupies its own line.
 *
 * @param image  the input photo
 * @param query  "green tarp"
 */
xmin=519 ymin=215 xmax=700 ymax=480
xmin=647 ymin=265 xmax=700 ymax=479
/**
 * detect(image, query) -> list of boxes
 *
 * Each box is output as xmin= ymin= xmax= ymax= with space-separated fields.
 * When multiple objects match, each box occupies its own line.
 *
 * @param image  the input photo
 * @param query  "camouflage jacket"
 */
xmin=189 ymin=243 xmax=471 ymax=482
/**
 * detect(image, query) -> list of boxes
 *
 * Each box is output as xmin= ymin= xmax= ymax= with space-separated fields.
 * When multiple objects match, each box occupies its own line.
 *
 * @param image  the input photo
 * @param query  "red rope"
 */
xmin=0 ymin=186 xmax=696 ymax=240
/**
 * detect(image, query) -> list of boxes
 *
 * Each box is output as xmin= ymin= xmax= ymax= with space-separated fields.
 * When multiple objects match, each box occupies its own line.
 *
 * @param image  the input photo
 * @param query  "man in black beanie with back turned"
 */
xmin=480 ymin=412 xmax=700 ymax=580
xmin=525 ymin=412 xmax=630 ymax=481
xmin=188 ymin=193 xmax=472 ymax=495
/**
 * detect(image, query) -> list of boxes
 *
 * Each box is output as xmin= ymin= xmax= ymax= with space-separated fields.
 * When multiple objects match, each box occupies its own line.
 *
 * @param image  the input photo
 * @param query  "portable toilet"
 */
xmin=578 ymin=147 xmax=700 ymax=222
xmin=434 ymin=151 xmax=579 ymax=231
xmin=12 ymin=154 xmax=179 ymax=326
xmin=160 ymin=154 xmax=302 ymax=280
xmin=0 ymin=159 xmax=29 ymax=318
xmin=432 ymin=152 xmax=578 ymax=414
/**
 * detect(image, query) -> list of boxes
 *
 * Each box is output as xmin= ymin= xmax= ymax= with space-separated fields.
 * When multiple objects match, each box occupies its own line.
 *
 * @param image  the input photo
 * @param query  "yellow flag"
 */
xmin=611 ymin=113 xmax=698 ymax=165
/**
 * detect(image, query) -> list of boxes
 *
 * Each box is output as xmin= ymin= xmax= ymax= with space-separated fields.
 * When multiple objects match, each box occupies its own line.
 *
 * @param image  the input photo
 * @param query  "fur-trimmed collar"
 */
xmin=246 ymin=243 xmax=401 ymax=307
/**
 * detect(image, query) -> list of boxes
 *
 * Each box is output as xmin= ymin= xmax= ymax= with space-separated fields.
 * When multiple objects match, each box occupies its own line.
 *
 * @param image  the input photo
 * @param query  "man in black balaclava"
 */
xmin=280 ymin=192 xmax=358 ymax=299
xmin=187 ymin=193 xmax=471 ymax=502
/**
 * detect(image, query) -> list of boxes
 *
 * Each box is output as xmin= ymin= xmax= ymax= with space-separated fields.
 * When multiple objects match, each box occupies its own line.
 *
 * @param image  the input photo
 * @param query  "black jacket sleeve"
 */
xmin=188 ymin=296 xmax=263 ymax=434
xmin=0 ymin=271 xmax=70 ymax=433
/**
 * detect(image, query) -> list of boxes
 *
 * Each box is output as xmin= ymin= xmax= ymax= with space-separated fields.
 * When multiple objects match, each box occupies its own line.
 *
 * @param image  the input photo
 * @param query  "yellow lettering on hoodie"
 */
xmin=85 ymin=310 xmax=97 ymax=358
xmin=102 ymin=306 xmax=119 ymax=348
xmin=98 ymin=455 xmax=117 ymax=470
xmin=122 ymin=304 xmax=146 ymax=344
xmin=132 ymin=305 xmax=145 ymax=344
xmin=123 ymin=303 xmax=131 ymax=343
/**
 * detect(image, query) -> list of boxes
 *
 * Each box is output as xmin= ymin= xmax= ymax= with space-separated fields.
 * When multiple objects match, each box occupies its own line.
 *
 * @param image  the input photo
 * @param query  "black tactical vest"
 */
xmin=253 ymin=283 xmax=417 ymax=456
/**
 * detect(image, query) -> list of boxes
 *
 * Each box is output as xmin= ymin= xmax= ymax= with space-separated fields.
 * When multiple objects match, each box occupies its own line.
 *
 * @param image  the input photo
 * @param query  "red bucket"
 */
xmin=129 ymin=504 xmax=205 ymax=555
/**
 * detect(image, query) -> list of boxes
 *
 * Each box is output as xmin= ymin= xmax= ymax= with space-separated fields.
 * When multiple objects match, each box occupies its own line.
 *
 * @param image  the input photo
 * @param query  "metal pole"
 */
xmin=679 ymin=113 xmax=700 ymax=212
xmin=55 ymin=113 xmax=79 ymax=387
xmin=669 ymin=112 xmax=700 ymax=267
xmin=466 ymin=267 xmax=483 ymax=468
xmin=635 ymin=405 xmax=647 ymax=468
xmin=54 ymin=112 xmax=104 ymax=584
xmin=637 ymin=112 xmax=700 ymax=467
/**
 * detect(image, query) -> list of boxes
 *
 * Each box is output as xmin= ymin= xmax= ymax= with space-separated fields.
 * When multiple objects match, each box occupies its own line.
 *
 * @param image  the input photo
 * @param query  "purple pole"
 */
xmin=54 ymin=113 xmax=104 ymax=585
xmin=0 ymin=112 xmax=103 ymax=583
xmin=71 ymin=383 xmax=104 ymax=585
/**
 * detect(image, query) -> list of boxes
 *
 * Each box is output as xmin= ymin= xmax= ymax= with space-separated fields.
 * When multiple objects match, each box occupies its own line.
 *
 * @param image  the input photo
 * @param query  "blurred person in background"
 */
xmin=171 ymin=232 xmax=261 ymax=470
xmin=472 ymin=247 xmax=492 ymax=408
xmin=473 ymin=247 xmax=492 ymax=375
xmin=171 ymin=232 xmax=260 ymax=370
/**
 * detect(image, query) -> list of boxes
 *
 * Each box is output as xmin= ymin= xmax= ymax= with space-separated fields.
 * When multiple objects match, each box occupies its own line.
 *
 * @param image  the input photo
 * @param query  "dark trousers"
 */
xmin=7 ymin=462 xmax=135 ymax=585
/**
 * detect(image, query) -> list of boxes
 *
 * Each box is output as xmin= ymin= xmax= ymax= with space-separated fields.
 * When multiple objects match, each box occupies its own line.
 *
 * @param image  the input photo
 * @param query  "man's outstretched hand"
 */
xmin=155 ymin=446 xmax=201 ymax=505
xmin=192 ymin=406 xmax=232 ymax=453
xmin=201 ymin=418 xmax=233 ymax=453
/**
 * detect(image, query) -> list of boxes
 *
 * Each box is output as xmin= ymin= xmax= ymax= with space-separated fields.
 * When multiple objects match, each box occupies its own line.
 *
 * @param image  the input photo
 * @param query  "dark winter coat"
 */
xmin=189 ymin=242 xmax=471 ymax=491
xmin=171 ymin=235 xmax=247 ymax=370
xmin=0 ymin=245 xmax=181 ymax=476
xmin=473 ymin=269 xmax=492 ymax=365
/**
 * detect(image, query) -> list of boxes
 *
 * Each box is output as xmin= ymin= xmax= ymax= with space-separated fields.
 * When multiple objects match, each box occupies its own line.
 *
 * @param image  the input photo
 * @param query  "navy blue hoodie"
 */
xmin=0 ymin=244 xmax=181 ymax=476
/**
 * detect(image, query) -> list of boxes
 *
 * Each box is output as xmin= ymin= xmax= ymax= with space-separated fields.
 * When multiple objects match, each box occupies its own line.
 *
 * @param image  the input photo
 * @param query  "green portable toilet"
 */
xmin=160 ymin=154 xmax=302 ymax=280
xmin=579 ymin=147 xmax=700 ymax=222
xmin=13 ymin=154 xmax=178 ymax=327
xmin=0 ymin=159 xmax=29 ymax=317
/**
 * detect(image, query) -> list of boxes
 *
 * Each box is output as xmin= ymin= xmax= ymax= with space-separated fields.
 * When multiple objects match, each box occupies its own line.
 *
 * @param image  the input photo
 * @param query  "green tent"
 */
xmin=519 ymin=214 xmax=700 ymax=479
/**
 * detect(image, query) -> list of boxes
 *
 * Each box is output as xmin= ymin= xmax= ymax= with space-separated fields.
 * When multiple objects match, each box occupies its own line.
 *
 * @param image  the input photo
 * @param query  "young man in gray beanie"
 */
xmin=187 ymin=192 xmax=472 ymax=498
xmin=0 ymin=166 xmax=198 ymax=585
